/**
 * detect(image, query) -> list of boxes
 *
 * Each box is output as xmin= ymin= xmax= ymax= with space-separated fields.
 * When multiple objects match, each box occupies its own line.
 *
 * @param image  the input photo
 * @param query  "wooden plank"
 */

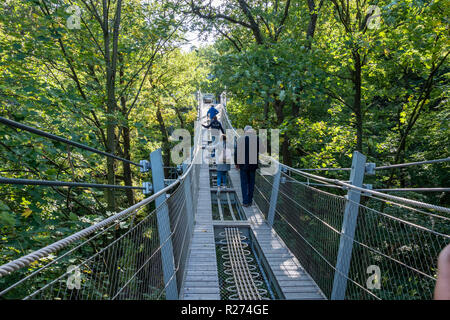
xmin=185 ymin=276 xmax=219 ymax=282
xmin=183 ymin=294 xmax=220 ymax=300
xmin=183 ymin=287 xmax=221 ymax=294
xmin=183 ymin=281 xmax=219 ymax=288
xmin=284 ymin=292 xmax=324 ymax=300
xmin=185 ymin=270 xmax=218 ymax=276
xmin=227 ymin=167 xmax=326 ymax=300
xmin=277 ymin=280 xmax=318 ymax=287
xmin=281 ymin=286 xmax=321 ymax=293
xmin=181 ymin=119 xmax=220 ymax=300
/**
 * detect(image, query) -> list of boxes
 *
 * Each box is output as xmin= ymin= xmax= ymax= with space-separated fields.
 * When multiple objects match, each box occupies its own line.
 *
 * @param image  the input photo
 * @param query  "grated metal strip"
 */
xmin=226 ymin=193 xmax=237 ymax=221
xmin=217 ymin=194 xmax=224 ymax=221
xmin=224 ymin=228 xmax=261 ymax=300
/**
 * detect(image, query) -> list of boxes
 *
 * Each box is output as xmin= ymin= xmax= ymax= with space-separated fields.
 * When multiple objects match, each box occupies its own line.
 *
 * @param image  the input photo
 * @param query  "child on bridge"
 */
xmin=216 ymin=135 xmax=232 ymax=193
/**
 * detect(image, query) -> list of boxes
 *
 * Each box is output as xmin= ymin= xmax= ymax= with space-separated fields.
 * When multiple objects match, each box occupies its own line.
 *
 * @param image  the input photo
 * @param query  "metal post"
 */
xmin=150 ymin=149 xmax=178 ymax=300
xmin=182 ymin=161 xmax=194 ymax=233
xmin=331 ymin=151 xmax=366 ymax=300
xmin=267 ymin=163 xmax=281 ymax=226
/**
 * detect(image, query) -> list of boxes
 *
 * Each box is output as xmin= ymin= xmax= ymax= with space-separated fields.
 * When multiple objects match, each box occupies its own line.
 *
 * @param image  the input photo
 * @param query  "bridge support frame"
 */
xmin=182 ymin=160 xmax=195 ymax=236
xmin=331 ymin=151 xmax=367 ymax=300
xmin=267 ymin=163 xmax=281 ymax=226
xmin=150 ymin=148 xmax=178 ymax=300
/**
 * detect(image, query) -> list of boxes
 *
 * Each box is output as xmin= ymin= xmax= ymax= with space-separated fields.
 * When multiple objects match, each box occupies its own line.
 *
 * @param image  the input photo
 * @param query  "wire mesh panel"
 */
xmin=167 ymin=167 xmax=198 ymax=292
xmin=345 ymin=196 xmax=450 ymax=300
xmin=0 ymin=204 xmax=166 ymax=300
xmin=254 ymin=173 xmax=273 ymax=220
xmin=254 ymin=170 xmax=450 ymax=300
xmin=0 ymin=164 xmax=200 ymax=300
xmin=257 ymin=172 xmax=345 ymax=297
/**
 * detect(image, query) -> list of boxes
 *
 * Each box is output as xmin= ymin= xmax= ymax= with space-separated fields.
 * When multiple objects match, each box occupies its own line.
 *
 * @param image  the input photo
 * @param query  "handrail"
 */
xmin=0 ymin=116 xmax=142 ymax=167
xmin=375 ymin=157 xmax=450 ymax=170
xmin=0 ymin=177 xmax=144 ymax=190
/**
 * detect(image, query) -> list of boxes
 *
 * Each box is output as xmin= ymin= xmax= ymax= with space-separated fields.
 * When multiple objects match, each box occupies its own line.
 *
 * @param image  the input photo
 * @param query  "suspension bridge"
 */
xmin=0 ymin=92 xmax=449 ymax=300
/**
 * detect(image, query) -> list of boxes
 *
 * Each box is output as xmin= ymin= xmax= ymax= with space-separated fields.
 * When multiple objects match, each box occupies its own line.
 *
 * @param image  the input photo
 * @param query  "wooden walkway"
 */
xmin=228 ymin=169 xmax=325 ymax=300
xmin=181 ymin=110 xmax=221 ymax=300
xmin=181 ymin=101 xmax=325 ymax=300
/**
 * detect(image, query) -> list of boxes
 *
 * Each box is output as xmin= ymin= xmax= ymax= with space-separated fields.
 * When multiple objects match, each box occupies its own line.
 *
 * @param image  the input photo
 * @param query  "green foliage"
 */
xmin=0 ymin=0 xmax=206 ymax=282
xmin=0 ymin=0 xmax=448 ymax=300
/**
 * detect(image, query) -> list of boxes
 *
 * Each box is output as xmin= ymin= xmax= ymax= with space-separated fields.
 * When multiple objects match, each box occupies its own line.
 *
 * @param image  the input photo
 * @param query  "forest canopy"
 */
xmin=0 ymin=0 xmax=448 ymax=275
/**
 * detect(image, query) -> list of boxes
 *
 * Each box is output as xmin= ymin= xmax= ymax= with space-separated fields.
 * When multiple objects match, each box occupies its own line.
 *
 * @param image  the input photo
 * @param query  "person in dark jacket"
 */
xmin=202 ymin=116 xmax=224 ymax=159
xmin=202 ymin=116 xmax=225 ymax=134
xmin=234 ymin=125 xmax=266 ymax=207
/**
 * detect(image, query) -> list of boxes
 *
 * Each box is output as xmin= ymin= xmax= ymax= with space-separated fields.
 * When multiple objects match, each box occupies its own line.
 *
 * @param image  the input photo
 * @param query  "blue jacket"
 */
xmin=207 ymin=106 xmax=219 ymax=119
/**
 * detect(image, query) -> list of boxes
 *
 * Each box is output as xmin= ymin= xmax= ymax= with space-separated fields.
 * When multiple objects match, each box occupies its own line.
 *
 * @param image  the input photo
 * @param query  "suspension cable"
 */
xmin=375 ymin=157 xmax=450 ymax=170
xmin=0 ymin=116 xmax=142 ymax=167
xmin=374 ymin=188 xmax=450 ymax=193
xmin=0 ymin=177 xmax=144 ymax=190
xmin=296 ymin=167 xmax=351 ymax=171
xmin=294 ymin=157 xmax=449 ymax=172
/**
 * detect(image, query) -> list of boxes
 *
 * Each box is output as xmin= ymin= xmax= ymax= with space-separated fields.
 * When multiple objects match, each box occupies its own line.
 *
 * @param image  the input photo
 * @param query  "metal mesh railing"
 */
xmin=0 ymin=202 xmax=165 ymax=299
xmin=0 ymin=160 xmax=200 ymax=300
xmin=255 ymin=172 xmax=344 ymax=298
xmin=345 ymin=194 xmax=450 ymax=300
xmin=254 ymin=169 xmax=450 ymax=300
xmin=0 ymin=111 xmax=203 ymax=300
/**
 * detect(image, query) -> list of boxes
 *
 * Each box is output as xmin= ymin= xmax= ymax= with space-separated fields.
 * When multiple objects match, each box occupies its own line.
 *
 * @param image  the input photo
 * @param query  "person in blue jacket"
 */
xmin=206 ymin=105 xmax=219 ymax=121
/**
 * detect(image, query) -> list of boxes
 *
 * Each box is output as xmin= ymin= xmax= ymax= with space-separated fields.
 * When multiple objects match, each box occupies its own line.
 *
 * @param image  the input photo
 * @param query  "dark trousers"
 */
xmin=240 ymin=169 xmax=256 ymax=205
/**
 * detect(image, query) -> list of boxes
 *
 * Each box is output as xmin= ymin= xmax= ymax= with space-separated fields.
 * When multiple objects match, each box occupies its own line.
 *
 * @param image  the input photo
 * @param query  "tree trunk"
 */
xmin=306 ymin=0 xmax=323 ymax=47
xmin=103 ymin=0 xmax=123 ymax=212
xmin=174 ymin=107 xmax=185 ymax=129
xmin=119 ymin=53 xmax=134 ymax=206
xmin=352 ymin=50 xmax=363 ymax=153
xmin=273 ymin=98 xmax=292 ymax=166
xmin=156 ymin=106 xmax=171 ymax=168
xmin=103 ymin=3 xmax=115 ymax=211
xmin=122 ymin=125 xmax=134 ymax=205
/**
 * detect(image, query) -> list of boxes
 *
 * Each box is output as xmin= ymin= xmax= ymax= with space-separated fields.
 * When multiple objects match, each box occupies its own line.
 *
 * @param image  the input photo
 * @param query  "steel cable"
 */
xmin=0 ymin=116 xmax=142 ymax=167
